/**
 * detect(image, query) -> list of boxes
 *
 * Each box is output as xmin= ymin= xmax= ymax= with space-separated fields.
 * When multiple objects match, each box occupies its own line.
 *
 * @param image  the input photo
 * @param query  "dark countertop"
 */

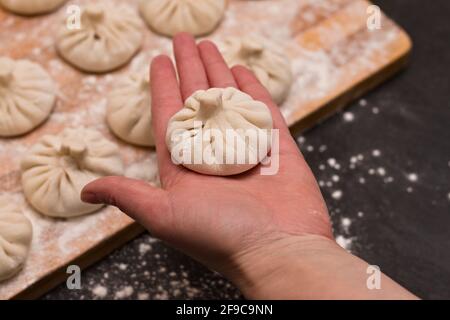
xmin=44 ymin=0 xmax=450 ymax=300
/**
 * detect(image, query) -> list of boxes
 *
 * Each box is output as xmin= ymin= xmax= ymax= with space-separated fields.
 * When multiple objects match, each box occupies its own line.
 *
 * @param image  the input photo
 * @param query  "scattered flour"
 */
xmin=327 ymin=158 xmax=337 ymax=167
xmin=319 ymin=145 xmax=327 ymax=152
xmin=31 ymin=47 xmax=42 ymax=56
xmin=332 ymin=190 xmax=343 ymax=200
xmin=139 ymin=243 xmax=152 ymax=255
xmin=92 ymin=285 xmax=108 ymax=298
xmin=114 ymin=286 xmax=134 ymax=299
xmin=372 ymin=149 xmax=381 ymax=157
xmin=377 ymin=167 xmax=386 ymax=176
xmin=359 ymin=99 xmax=367 ymax=107
xmin=384 ymin=176 xmax=394 ymax=183
xmin=341 ymin=217 xmax=352 ymax=233
xmin=343 ymin=112 xmax=355 ymax=122
xmin=118 ymin=263 xmax=128 ymax=271
xmin=154 ymin=291 xmax=170 ymax=300
xmin=137 ymin=292 xmax=150 ymax=300
xmin=335 ymin=235 xmax=353 ymax=251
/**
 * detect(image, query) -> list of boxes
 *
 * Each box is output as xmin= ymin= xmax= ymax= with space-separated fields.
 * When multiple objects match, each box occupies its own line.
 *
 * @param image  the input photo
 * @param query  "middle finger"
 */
xmin=173 ymin=33 xmax=209 ymax=101
xmin=198 ymin=40 xmax=237 ymax=89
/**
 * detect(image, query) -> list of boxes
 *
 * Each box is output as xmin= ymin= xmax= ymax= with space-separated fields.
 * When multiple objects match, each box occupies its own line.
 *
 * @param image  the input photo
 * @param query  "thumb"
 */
xmin=81 ymin=176 xmax=172 ymax=236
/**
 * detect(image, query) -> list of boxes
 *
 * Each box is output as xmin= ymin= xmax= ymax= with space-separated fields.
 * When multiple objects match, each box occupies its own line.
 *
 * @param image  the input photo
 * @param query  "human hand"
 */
xmin=81 ymin=33 xmax=416 ymax=300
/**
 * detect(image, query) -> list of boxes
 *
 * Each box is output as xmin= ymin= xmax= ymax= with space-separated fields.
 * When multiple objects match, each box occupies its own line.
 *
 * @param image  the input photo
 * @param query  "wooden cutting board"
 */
xmin=0 ymin=0 xmax=411 ymax=300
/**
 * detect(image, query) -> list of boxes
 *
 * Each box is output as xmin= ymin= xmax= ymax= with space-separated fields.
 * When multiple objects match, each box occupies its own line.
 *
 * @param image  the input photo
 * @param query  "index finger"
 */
xmin=150 ymin=55 xmax=184 ymax=179
xmin=198 ymin=40 xmax=237 ymax=89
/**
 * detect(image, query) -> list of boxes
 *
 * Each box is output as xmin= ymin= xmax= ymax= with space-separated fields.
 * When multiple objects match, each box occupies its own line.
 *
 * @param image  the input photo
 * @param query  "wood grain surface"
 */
xmin=0 ymin=0 xmax=411 ymax=299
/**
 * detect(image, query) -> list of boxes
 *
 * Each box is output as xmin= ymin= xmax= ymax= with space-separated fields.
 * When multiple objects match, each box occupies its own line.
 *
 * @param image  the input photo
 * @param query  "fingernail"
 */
xmin=81 ymin=191 xmax=99 ymax=204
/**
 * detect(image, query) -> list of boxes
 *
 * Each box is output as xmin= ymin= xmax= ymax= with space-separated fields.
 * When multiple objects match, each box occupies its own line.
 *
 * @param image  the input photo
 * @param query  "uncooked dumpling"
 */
xmin=0 ymin=0 xmax=66 ymax=15
xmin=125 ymin=157 xmax=160 ymax=185
xmin=107 ymin=73 xmax=154 ymax=147
xmin=0 ymin=196 xmax=32 ymax=282
xmin=56 ymin=4 xmax=143 ymax=73
xmin=0 ymin=57 xmax=56 ymax=137
xmin=222 ymin=37 xmax=293 ymax=105
xmin=139 ymin=0 xmax=226 ymax=37
xmin=21 ymin=128 xmax=124 ymax=218
xmin=166 ymin=87 xmax=273 ymax=176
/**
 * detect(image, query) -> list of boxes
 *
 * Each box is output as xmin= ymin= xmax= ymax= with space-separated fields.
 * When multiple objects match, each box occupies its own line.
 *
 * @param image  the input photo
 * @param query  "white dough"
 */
xmin=0 ymin=57 xmax=56 ymax=137
xmin=125 ymin=157 xmax=160 ymax=185
xmin=0 ymin=0 xmax=66 ymax=15
xmin=139 ymin=0 xmax=226 ymax=37
xmin=107 ymin=73 xmax=154 ymax=147
xmin=166 ymin=87 xmax=273 ymax=176
xmin=21 ymin=128 xmax=124 ymax=218
xmin=56 ymin=4 xmax=143 ymax=73
xmin=0 ymin=196 xmax=32 ymax=282
xmin=221 ymin=37 xmax=293 ymax=105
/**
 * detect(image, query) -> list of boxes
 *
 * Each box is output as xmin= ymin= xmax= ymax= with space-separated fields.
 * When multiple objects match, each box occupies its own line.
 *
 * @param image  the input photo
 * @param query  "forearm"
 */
xmin=230 ymin=235 xmax=418 ymax=300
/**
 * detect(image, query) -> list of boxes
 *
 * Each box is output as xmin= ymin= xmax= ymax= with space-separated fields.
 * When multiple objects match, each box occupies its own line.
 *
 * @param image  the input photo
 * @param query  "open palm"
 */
xmin=82 ymin=33 xmax=332 ymax=286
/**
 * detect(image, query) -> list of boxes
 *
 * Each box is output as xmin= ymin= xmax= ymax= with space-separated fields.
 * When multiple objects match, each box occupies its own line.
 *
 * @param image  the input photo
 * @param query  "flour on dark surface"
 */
xmin=44 ymin=233 xmax=242 ymax=300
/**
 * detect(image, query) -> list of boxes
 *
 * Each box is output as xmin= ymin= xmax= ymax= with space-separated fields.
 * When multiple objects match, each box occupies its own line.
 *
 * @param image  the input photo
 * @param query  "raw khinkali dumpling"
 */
xmin=222 ymin=37 xmax=293 ymax=105
xmin=166 ymin=87 xmax=273 ymax=176
xmin=107 ymin=73 xmax=154 ymax=147
xmin=56 ymin=4 xmax=143 ymax=73
xmin=125 ymin=157 xmax=160 ymax=185
xmin=0 ymin=0 xmax=66 ymax=15
xmin=0 ymin=196 xmax=32 ymax=282
xmin=21 ymin=128 xmax=124 ymax=218
xmin=0 ymin=57 xmax=56 ymax=137
xmin=139 ymin=0 xmax=226 ymax=37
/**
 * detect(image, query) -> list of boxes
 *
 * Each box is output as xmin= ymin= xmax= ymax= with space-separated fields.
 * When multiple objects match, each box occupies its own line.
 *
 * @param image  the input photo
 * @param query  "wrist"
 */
xmin=227 ymin=233 xmax=417 ymax=300
xmin=227 ymin=233 xmax=336 ymax=299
